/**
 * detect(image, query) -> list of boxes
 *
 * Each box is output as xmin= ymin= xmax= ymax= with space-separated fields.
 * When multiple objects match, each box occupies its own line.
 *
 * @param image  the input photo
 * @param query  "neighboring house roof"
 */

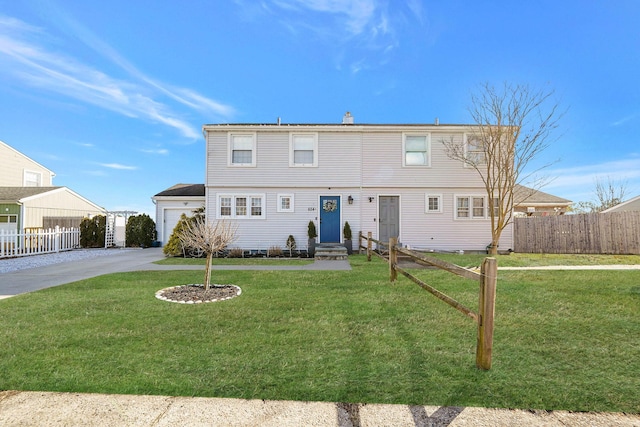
xmin=513 ymin=184 xmax=572 ymax=207
xmin=0 ymin=186 xmax=105 ymax=212
xmin=601 ymin=195 xmax=640 ymax=213
xmin=0 ymin=186 xmax=63 ymax=203
xmin=153 ymin=184 xmax=205 ymax=198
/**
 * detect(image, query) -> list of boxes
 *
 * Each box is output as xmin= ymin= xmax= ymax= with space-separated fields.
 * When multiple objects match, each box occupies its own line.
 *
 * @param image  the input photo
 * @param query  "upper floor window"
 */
xmin=217 ymin=194 xmax=265 ymax=219
xmin=290 ymin=133 xmax=318 ymax=167
xmin=228 ymin=133 xmax=256 ymax=166
xmin=403 ymin=134 xmax=430 ymax=167
xmin=465 ymin=134 xmax=486 ymax=166
xmin=24 ymin=170 xmax=42 ymax=187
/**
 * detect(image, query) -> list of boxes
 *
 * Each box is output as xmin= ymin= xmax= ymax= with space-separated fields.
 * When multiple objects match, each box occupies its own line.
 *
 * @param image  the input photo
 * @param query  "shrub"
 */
xmin=163 ymin=214 xmax=192 ymax=257
xmin=268 ymin=246 xmax=283 ymax=257
xmin=79 ymin=215 xmax=106 ymax=248
xmin=308 ymin=221 xmax=317 ymax=239
xmin=228 ymin=248 xmax=244 ymax=258
xmin=126 ymin=214 xmax=156 ymax=248
xmin=343 ymin=222 xmax=352 ymax=240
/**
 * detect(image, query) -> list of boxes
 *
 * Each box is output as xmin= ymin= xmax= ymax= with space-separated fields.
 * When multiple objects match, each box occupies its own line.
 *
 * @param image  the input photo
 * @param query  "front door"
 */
xmin=379 ymin=196 xmax=399 ymax=244
xmin=319 ymin=196 xmax=341 ymax=243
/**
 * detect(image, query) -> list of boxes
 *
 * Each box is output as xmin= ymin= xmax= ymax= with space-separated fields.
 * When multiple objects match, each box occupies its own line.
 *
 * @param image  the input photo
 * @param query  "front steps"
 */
xmin=314 ymin=244 xmax=348 ymax=260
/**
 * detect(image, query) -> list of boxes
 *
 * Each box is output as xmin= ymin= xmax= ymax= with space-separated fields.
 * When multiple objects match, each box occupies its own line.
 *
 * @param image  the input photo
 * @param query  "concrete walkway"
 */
xmin=1 ymin=250 xmax=639 ymax=426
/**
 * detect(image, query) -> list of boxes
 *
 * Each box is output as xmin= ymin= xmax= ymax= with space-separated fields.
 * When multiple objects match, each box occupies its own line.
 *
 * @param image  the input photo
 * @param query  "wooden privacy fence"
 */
xmin=0 ymin=227 xmax=80 ymax=259
xmin=514 ymin=211 xmax=640 ymax=254
xmin=359 ymin=231 xmax=497 ymax=370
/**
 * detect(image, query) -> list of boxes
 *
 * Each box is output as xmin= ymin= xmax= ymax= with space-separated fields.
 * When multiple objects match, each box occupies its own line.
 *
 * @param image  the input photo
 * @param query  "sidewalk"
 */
xmin=1 ymin=390 xmax=638 ymax=427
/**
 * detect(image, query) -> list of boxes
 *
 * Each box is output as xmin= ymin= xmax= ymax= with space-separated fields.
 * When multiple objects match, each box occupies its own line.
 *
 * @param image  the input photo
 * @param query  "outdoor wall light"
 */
xmin=348 ymin=195 xmax=354 ymax=204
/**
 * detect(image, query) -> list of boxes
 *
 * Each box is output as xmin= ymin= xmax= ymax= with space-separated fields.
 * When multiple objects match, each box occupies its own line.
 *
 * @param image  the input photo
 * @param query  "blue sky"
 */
xmin=1 ymin=0 xmax=639 ymax=216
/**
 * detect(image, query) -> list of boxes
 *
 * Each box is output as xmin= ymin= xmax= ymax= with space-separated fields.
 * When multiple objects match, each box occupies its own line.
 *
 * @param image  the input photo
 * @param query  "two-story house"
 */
xmin=0 ymin=140 xmax=105 ymax=232
xmin=201 ymin=113 xmax=514 ymax=253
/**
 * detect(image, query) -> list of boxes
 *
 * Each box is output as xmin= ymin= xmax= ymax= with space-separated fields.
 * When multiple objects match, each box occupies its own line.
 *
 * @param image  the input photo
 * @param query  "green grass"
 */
xmin=0 ymin=254 xmax=638 ymax=413
xmin=422 ymin=251 xmax=640 ymax=268
xmin=155 ymin=256 xmax=314 ymax=266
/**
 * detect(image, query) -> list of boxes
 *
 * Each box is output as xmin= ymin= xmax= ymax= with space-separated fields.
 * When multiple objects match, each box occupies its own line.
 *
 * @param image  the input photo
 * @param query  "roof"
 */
xmin=601 ymin=194 xmax=640 ymax=213
xmin=513 ymin=185 xmax=572 ymax=206
xmin=0 ymin=187 xmax=63 ymax=203
xmin=154 ymin=184 xmax=205 ymax=197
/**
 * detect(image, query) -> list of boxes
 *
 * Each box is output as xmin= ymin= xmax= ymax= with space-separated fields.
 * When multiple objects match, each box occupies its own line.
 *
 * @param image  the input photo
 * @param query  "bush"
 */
xmin=163 ymin=214 xmax=191 ymax=257
xmin=268 ymin=246 xmax=283 ymax=257
xmin=228 ymin=248 xmax=244 ymax=258
xmin=79 ymin=215 xmax=106 ymax=248
xmin=126 ymin=214 xmax=156 ymax=248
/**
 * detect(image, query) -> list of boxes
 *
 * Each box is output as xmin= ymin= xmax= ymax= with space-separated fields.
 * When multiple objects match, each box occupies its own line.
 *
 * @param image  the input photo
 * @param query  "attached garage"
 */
xmin=152 ymin=184 xmax=205 ymax=245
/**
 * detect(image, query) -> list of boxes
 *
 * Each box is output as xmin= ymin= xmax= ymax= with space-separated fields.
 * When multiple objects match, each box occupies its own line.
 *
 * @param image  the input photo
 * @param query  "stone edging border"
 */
xmin=155 ymin=284 xmax=242 ymax=304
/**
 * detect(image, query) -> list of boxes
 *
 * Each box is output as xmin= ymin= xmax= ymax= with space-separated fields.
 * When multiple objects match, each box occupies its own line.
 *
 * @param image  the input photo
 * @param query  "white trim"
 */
xmin=454 ymin=194 xmax=487 ymax=220
xmin=402 ymin=132 xmax=431 ymax=167
xmin=23 ymin=169 xmax=43 ymax=187
xmin=425 ymin=194 xmax=443 ymax=213
xmin=277 ymin=193 xmax=295 ymax=212
xmin=227 ymin=132 xmax=257 ymax=167
xmin=216 ymin=193 xmax=266 ymax=219
xmin=289 ymin=133 xmax=318 ymax=167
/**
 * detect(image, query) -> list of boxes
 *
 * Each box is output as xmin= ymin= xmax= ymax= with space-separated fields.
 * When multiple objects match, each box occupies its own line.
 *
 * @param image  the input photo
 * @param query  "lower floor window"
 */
xmin=217 ymin=194 xmax=265 ymax=219
xmin=456 ymin=196 xmax=486 ymax=219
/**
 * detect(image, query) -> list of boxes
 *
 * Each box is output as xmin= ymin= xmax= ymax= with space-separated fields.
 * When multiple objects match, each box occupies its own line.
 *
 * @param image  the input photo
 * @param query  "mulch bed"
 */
xmin=156 ymin=284 xmax=241 ymax=304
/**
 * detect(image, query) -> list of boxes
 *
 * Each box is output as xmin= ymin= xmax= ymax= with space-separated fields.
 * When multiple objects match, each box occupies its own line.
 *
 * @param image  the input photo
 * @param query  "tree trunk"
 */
xmin=204 ymin=252 xmax=213 ymax=290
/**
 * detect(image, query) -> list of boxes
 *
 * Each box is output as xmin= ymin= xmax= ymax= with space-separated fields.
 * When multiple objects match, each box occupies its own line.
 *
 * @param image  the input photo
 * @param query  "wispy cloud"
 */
xmin=0 ymin=13 xmax=235 ymax=139
xmin=100 ymin=163 xmax=138 ymax=170
xmin=139 ymin=148 xmax=169 ymax=155
xmin=612 ymin=112 xmax=640 ymax=127
xmin=238 ymin=0 xmax=426 ymax=73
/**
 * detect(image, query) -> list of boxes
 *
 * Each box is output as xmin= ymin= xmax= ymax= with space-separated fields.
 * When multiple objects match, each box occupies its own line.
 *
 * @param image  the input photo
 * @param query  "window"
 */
xmin=217 ymin=194 xmax=265 ymax=219
xmin=277 ymin=194 xmax=294 ymax=212
xmin=0 ymin=215 xmax=17 ymax=223
xmin=490 ymin=197 xmax=500 ymax=217
xmin=403 ymin=134 xmax=430 ymax=166
xmin=465 ymin=134 xmax=486 ymax=165
xmin=456 ymin=196 xmax=487 ymax=219
xmin=425 ymin=194 xmax=442 ymax=213
xmin=290 ymin=133 xmax=318 ymax=167
xmin=228 ymin=133 xmax=256 ymax=166
xmin=24 ymin=170 xmax=42 ymax=186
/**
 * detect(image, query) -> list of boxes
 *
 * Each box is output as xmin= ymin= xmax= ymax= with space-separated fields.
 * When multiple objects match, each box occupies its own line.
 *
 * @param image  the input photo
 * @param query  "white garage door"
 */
xmin=161 ymin=209 xmax=194 ymax=245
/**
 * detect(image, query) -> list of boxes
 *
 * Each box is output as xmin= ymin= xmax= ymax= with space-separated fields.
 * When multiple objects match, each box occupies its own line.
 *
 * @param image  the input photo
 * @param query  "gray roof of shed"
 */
xmin=514 ymin=184 xmax=572 ymax=205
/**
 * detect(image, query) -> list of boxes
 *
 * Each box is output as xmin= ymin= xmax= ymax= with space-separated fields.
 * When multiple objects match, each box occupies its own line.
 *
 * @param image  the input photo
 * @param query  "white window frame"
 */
xmin=24 ymin=170 xmax=42 ymax=186
xmin=402 ymin=133 xmax=431 ymax=167
xmin=289 ymin=133 xmax=318 ymax=167
xmin=425 ymin=194 xmax=442 ymax=213
xmin=454 ymin=195 xmax=487 ymax=219
xmin=277 ymin=194 xmax=295 ymax=213
xmin=464 ymin=133 xmax=486 ymax=167
xmin=217 ymin=193 xmax=265 ymax=219
xmin=228 ymin=133 xmax=257 ymax=167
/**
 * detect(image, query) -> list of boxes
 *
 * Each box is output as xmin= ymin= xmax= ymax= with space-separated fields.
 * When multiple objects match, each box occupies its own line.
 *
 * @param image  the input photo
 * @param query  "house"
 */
xmin=200 ymin=113 xmax=515 ymax=253
xmin=152 ymin=184 xmax=205 ymax=244
xmin=0 ymin=140 xmax=105 ymax=232
xmin=601 ymin=195 xmax=640 ymax=213
xmin=513 ymin=184 xmax=572 ymax=216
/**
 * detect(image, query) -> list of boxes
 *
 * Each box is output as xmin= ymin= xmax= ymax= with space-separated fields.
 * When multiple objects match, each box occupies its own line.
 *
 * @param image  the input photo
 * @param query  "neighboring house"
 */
xmin=513 ymin=184 xmax=572 ymax=216
xmin=0 ymin=140 xmax=105 ymax=232
xmin=0 ymin=140 xmax=55 ymax=187
xmin=200 ymin=113 xmax=515 ymax=253
xmin=601 ymin=195 xmax=640 ymax=213
xmin=152 ymin=184 xmax=205 ymax=244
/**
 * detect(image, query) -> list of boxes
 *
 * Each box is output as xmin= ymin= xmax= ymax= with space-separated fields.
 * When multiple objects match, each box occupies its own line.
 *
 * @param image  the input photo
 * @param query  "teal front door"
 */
xmin=319 ymin=196 xmax=341 ymax=243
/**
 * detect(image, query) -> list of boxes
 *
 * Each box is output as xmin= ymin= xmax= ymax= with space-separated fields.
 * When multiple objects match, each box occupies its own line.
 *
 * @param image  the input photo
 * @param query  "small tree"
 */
xmin=79 ymin=215 xmax=106 ymax=248
xmin=443 ymin=82 xmax=562 ymax=254
xmin=343 ymin=222 xmax=352 ymax=240
xmin=126 ymin=214 xmax=156 ymax=247
xmin=572 ymin=176 xmax=628 ymax=213
xmin=178 ymin=217 xmax=237 ymax=290
xmin=308 ymin=220 xmax=317 ymax=239
xmin=286 ymin=235 xmax=296 ymax=257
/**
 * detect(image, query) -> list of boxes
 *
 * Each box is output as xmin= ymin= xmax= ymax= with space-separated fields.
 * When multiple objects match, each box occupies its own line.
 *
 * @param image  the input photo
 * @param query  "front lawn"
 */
xmin=0 ymin=255 xmax=638 ymax=413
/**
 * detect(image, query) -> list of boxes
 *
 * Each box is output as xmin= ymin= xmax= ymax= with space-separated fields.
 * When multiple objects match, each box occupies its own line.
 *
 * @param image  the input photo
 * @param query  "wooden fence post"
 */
xmin=389 ymin=237 xmax=398 ymax=282
xmin=358 ymin=231 xmax=362 ymax=255
xmin=367 ymin=232 xmax=372 ymax=262
xmin=476 ymin=257 xmax=497 ymax=370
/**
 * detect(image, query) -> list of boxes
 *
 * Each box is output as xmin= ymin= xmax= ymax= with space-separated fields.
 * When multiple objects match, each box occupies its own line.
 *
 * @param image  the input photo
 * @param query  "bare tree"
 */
xmin=443 ymin=82 xmax=562 ymax=254
xmin=572 ymin=176 xmax=628 ymax=213
xmin=178 ymin=217 xmax=238 ymax=290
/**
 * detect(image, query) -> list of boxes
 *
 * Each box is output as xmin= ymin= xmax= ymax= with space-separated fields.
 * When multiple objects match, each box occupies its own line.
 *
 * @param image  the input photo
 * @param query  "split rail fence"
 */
xmin=514 ymin=211 xmax=640 ymax=254
xmin=359 ymin=231 xmax=497 ymax=370
xmin=0 ymin=227 xmax=80 ymax=259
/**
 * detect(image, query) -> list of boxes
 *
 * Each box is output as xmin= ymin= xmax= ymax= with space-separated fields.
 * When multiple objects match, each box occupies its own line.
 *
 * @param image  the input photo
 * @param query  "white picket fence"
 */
xmin=0 ymin=227 xmax=80 ymax=259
